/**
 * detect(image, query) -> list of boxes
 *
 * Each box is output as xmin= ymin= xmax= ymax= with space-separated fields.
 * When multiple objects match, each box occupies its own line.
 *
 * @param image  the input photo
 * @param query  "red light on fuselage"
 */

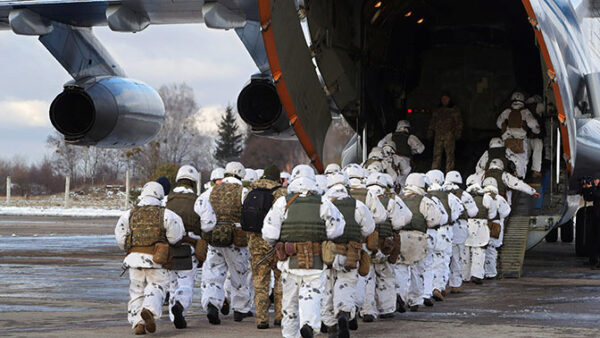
xmin=407 ymin=108 xmax=413 ymax=113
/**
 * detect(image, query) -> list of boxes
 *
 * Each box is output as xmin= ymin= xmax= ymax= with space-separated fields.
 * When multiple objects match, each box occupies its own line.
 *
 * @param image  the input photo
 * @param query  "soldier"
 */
xmin=396 ymin=173 xmax=444 ymax=312
xmin=114 ymin=182 xmax=185 ymax=335
xmin=362 ymin=147 xmax=384 ymax=172
xmin=481 ymin=177 xmax=512 ymax=279
xmin=483 ymin=159 xmax=540 ymax=204
xmin=243 ymin=164 xmax=287 ymax=329
xmin=496 ymin=91 xmax=541 ymax=179
xmin=475 ymin=138 xmax=518 ymax=177
xmin=201 ymin=167 xmax=225 ymax=200
xmin=379 ymin=141 xmax=400 ymax=188
xmin=442 ymin=171 xmax=478 ymax=293
xmin=464 ymin=174 xmax=497 ymax=284
xmin=525 ymin=95 xmax=546 ymax=178
xmin=262 ymin=164 xmax=345 ymax=338
xmin=361 ymin=172 xmax=411 ymax=321
xmin=201 ymin=162 xmax=253 ymax=325
xmin=243 ymin=168 xmax=259 ymax=187
xmin=377 ymin=120 xmax=425 ymax=187
xmin=325 ymin=163 xmax=342 ymax=175
xmin=428 ymin=93 xmax=463 ymax=172
xmin=315 ymin=174 xmax=328 ymax=195
xmin=426 ymin=170 xmax=463 ymax=302
xmin=165 ymin=165 xmax=216 ymax=329
xmin=321 ymin=171 xmax=375 ymax=337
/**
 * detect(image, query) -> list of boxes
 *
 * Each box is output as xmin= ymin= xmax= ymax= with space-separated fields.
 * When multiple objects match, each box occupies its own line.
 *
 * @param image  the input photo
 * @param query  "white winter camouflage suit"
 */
xmin=422 ymin=189 xmax=449 ymax=301
xmin=484 ymin=189 xmax=511 ymax=278
xmin=377 ymin=129 xmax=425 ymax=187
xmin=115 ymin=196 xmax=185 ymax=328
xmin=463 ymin=185 xmax=497 ymax=280
xmin=262 ymin=177 xmax=345 ymax=338
xmin=321 ymin=184 xmax=375 ymax=328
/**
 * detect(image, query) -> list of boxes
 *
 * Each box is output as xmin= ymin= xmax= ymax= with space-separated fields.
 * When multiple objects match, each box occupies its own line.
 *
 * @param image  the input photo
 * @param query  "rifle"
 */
xmin=253 ymin=247 xmax=275 ymax=269
xmin=120 ymin=266 xmax=129 ymax=277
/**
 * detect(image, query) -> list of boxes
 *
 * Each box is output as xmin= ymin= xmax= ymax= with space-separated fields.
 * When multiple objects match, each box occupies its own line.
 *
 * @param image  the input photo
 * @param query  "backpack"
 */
xmin=241 ymin=187 xmax=277 ymax=233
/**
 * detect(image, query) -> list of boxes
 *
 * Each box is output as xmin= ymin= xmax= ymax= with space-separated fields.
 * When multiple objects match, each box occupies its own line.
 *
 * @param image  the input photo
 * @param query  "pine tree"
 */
xmin=213 ymin=105 xmax=243 ymax=165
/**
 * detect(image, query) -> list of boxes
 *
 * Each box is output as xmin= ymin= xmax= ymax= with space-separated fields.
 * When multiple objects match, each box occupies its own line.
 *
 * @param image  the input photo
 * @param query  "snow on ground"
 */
xmin=0 ymin=206 xmax=123 ymax=217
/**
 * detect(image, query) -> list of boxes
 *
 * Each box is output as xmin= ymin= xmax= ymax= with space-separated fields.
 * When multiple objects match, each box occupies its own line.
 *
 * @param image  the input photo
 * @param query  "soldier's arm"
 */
xmin=194 ymin=196 xmax=217 ymax=232
xmin=496 ymin=109 xmax=510 ymax=129
xmin=482 ymin=194 xmax=498 ymax=220
xmin=408 ymin=135 xmax=425 ymax=154
xmin=115 ymin=210 xmax=131 ymax=250
xmin=431 ymin=195 xmax=449 ymax=225
xmin=502 ymin=172 xmax=537 ymax=196
xmin=390 ymin=196 xmax=412 ymax=230
xmin=262 ymin=196 xmax=286 ymax=245
xmin=321 ymin=196 xmax=345 ymax=240
xmin=164 ymin=210 xmax=185 ymax=245
xmin=496 ymin=195 xmax=511 ymax=219
xmin=355 ymin=200 xmax=376 ymax=237
xmin=365 ymin=190 xmax=388 ymax=223
xmin=421 ymin=197 xmax=443 ymax=227
xmin=461 ymin=191 xmax=479 ymax=218
xmin=377 ymin=133 xmax=393 ymax=148
xmin=448 ymin=193 xmax=465 ymax=222
xmin=522 ymin=109 xmax=541 ymax=134
xmin=475 ymin=151 xmax=489 ymax=174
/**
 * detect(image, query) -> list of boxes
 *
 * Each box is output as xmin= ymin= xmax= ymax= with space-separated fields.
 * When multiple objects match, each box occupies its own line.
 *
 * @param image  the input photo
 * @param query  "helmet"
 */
xmin=280 ymin=172 xmax=291 ymax=180
xmin=210 ymin=167 xmax=225 ymax=181
xmin=327 ymin=172 xmax=350 ymax=188
xmin=324 ymin=163 xmax=342 ymax=175
xmin=445 ymin=171 xmax=463 ymax=185
xmin=466 ymin=174 xmax=482 ymax=187
xmin=489 ymin=159 xmax=505 ymax=170
xmin=367 ymin=147 xmax=384 ymax=161
xmin=526 ymin=95 xmax=542 ymax=104
xmin=176 ymin=165 xmax=199 ymax=183
xmin=366 ymin=172 xmax=387 ymax=188
xmin=225 ymin=162 xmax=246 ymax=179
xmin=365 ymin=160 xmax=383 ymax=173
xmin=482 ymin=177 xmax=498 ymax=188
xmin=426 ymin=169 xmax=445 ymax=185
xmin=243 ymin=168 xmax=258 ymax=183
xmin=405 ymin=173 xmax=426 ymax=189
xmin=396 ymin=120 xmax=410 ymax=131
xmin=315 ymin=175 xmax=328 ymax=192
xmin=255 ymin=169 xmax=264 ymax=178
xmin=290 ymin=164 xmax=315 ymax=182
xmin=382 ymin=140 xmax=397 ymax=154
xmin=511 ymin=91 xmax=525 ymax=103
xmin=489 ymin=137 xmax=504 ymax=148
xmin=140 ymin=181 xmax=165 ymax=200
xmin=381 ymin=173 xmax=395 ymax=188
xmin=343 ymin=163 xmax=365 ymax=179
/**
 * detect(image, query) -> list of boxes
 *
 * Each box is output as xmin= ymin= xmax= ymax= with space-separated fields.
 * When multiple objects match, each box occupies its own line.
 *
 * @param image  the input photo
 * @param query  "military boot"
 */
xmin=337 ymin=311 xmax=350 ymax=338
xmin=470 ymin=276 xmax=483 ymax=285
xmin=134 ymin=324 xmax=146 ymax=335
xmin=207 ymin=303 xmax=221 ymax=325
xmin=221 ymin=298 xmax=230 ymax=315
xmin=349 ymin=314 xmax=358 ymax=330
xmin=396 ymin=295 xmax=406 ymax=313
xmin=300 ymin=324 xmax=314 ymax=338
xmin=362 ymin=314 xmax=375 ymax=322
xmin=320 ymin=321 xmax=328 ymax=333
xmin=424 ymin=298 xmax=434 ymax=307
xmin=171 ymin=301 xmax=187 ymax=329
xmin=140 ymin=308 xmax=156 ymax=333
xmin=234 ymin=310 xmax=253 ymax=322
xmin=432 ymin=289 xmax=444 ymax=301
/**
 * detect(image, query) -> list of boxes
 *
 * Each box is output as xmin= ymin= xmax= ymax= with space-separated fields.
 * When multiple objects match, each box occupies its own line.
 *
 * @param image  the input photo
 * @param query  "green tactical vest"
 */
xmin=450 ymin=188 xmax=468 ymax=220
xmin=402 ymin=194 xmax=427 ymax=233
xmin=349 ymin=188 xmax=368 ymax=203
xmin=126 ymin=206 xmax=167 ymax=250
xmin=472 ymin=194 xmax=490 ymax=219
xmin=280 ymin=194 xmax=327 ymax=242
xmin=391 ymin=132 xmax=412 ymax=157
xmin=484 ymin=169 xmax=506 ymax=195
xmin=167 ymin=191 xmax=201 ymax=234
xmin=487 ymin=146 xmax=508 ymax=171
xmin=210 ymin=183 xmax=243 ymax=224
xmin=429 ymin=190 xmax=450 ymax=223
xmin=332 ymin=197 xmax=361 ymax=244
xmin=376 ymin=195 xmax=393 ymax=238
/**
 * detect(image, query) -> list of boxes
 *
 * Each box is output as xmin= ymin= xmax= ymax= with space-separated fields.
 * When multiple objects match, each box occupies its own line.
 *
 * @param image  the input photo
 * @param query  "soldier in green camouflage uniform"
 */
xmin=247 ymin=165 xmax=287 ymax=329
xmin=428 ymin=93 xmax=463 ymax=172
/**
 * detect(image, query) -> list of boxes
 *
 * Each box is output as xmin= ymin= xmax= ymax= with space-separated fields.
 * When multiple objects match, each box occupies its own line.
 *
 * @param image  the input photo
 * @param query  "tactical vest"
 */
xmin=280 ymin=194 xmax=327 ymax=242
xmin=166 ymin=191 xmax=201 ymax=234
xmin=391 ymin=132 xmax=412 ymax=157
xmin=126 ymin=206 xmax=167 ymax=250
xmin=210 ymin=183 xmax=243 ymax=224
xmin=429 ymin=190 xmax=450 ymax=223
xmin=472 ymin=194 xmax=490 ymax=219
xmin=484 ymin=169 xmax=506 ymax=195
xmin=450 ymin=188 xmax=468 ymax=219
xmin=332 ymin=197 xmax=362 ymax=244
xmin=376 ymin=195 xmax=393 ymax=238
xmin=402 ymin=194 xmax=427 ymax=233
xmin=487 ymin=146 xmax=508 ymax=170
xmin=507 ymin=108 xmax=525 ymax=129
xmin=349 ymin=188 xmax=368 ymax=203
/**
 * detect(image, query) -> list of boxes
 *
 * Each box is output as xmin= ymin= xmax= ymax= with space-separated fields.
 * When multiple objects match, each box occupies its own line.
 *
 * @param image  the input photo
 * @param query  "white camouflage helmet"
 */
xmin=324 ymin=163 xmax=342 ymax=175
xmin=489 ymin=137 xmax=504 ymax=148
xmin=140 ymin=181 xmax=165 ymax=200
xmin=368 ymin=147 xmax=384 ymax=160
xmin=489 ymin=159 xmax=505 ymax=171
xmin=327 ymin=171 xmax=350 ymax=188
xmin=365 ymin=160 xmax=383 ymax=174
xmin=396 ymin=120 xmax=410 ymax=131
xmin=482 ymin=177 xmax=498 ymax=188
xmin=511 ymin=91 xmax=525 ymax=103
xmin=382 ymin=140 xmax=397 ymax=155
xmin=243 ymin=168 xmax=258 ymax=183
xmin=445 ymin=170 xmax=463 ymax=185
xmin=280 ymin=172 xmax=291 ymax=180
xmin=466 ymin=174 xmax=482 ymax=187
xmin=381 ymin=173 xmax=395 ymax=188
xmin=176 ymin=165 xmax=199 ymax=183
xmin=366 ymin=172 xmax=387 ymax=188
xmin=255 ymin=169 xmax=264 ymax=178
xmin=526 ymin=95 xmax=542 ymax=104
xmin=426 ymin=169 xmax=445 ymax=185
xmin=225 ymin=161 xmax=246 ymax=179
xmin=343 ymin=163 xmax=365 ymax=179
xmin=405 ymin=173 xmax=426 ymax=189
xmin=315 ymin=174 xmax=328 ymax=192
xmin=210 ymin=167 xmax=225 ymax=181
xmin=290 ymin=164 xmax=315 ymax=182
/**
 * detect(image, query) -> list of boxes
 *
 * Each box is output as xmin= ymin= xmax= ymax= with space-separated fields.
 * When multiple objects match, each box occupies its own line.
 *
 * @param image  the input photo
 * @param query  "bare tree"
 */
xmin=46 ymin=132 xmax=81 ymax=181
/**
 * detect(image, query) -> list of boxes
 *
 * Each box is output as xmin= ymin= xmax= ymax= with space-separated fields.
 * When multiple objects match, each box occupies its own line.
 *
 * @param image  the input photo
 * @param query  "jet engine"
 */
xmin=237 ymin=77 xmax=295 ymax=140
xmin=50 ymin=76 xmax=165 ymax=147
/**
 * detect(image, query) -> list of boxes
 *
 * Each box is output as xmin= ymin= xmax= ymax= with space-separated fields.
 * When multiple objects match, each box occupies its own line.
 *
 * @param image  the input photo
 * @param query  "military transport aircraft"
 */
xmin=1 ymin=0 xmax=600 ymax=275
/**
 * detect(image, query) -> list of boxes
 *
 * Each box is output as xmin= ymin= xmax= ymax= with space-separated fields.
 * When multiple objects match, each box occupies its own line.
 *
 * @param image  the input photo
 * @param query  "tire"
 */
xmin=576 ymin=207 xmax=594 ymax=257
xmin=560 ymin=220 xmax=574 ymax=243
xmin=545 ymin=226 xmax=558 ymax=243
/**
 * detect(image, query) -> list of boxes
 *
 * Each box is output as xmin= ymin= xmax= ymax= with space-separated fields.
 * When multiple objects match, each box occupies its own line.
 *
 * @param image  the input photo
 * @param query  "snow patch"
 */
xmin=0 ymin=206 xmax=123 ymax=217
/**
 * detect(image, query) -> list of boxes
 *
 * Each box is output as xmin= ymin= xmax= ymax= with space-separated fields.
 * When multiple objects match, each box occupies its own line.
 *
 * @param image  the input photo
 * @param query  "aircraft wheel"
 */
xmin=545 ymin=227 xmax=558 ymax=243
xmin=560 ymin=220 xmax=573 ymax=243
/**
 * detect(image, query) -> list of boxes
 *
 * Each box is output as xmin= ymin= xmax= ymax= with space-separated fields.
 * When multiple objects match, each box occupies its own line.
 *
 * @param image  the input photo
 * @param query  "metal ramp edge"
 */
xmin=498 ymin=216 xmax=530 ymax=278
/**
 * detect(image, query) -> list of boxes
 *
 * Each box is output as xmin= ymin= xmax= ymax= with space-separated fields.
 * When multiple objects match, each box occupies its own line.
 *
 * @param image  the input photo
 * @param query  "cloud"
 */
xmin=0 ymin=99 xmax=51 ymax=127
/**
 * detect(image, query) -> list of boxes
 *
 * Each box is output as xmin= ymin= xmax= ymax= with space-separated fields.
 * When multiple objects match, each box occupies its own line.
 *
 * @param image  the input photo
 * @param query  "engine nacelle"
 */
xmin=50 ymin=76 xmax=165 ymax=147
xmin=237 ymin=77 xmax=295 ymax=140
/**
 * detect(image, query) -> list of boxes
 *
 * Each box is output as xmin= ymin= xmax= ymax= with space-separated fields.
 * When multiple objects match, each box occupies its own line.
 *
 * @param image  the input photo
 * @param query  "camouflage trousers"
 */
xmin=248 ymin=233 xmax=282 ymax=324
xmin=432 ymin=133 xmax=456 ymax=172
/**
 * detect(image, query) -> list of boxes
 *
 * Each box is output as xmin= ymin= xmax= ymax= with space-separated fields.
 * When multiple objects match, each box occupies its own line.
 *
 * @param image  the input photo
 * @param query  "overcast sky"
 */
xmin=0 ymin=24 xmax=257 ymax=163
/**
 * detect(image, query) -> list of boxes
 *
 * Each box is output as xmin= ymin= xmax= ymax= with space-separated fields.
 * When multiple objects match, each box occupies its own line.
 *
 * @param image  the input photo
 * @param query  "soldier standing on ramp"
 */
xmin=428 ymin=93 xmax=463 ymax=172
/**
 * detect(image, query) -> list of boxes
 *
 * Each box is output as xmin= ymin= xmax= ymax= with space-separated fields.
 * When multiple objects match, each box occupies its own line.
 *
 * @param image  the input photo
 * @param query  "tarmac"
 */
xmin=1 ymin=215 xmax=599 ymax=337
